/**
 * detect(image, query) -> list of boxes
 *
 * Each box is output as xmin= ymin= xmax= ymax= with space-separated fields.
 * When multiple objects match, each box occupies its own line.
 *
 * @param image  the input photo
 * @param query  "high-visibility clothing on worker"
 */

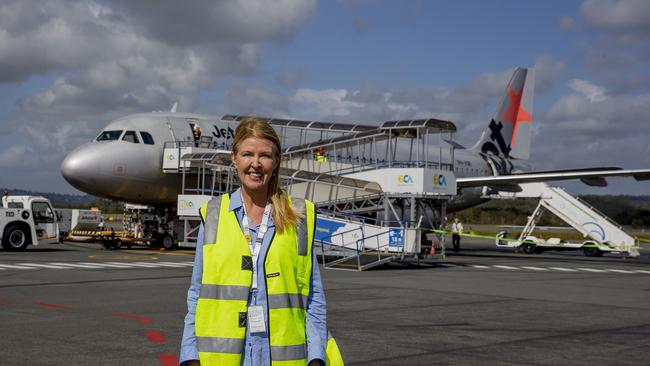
xmin=326 ymin=331 xmax=345 ymax=366
xmin=194 ymin=192 xmax=343 ymax=365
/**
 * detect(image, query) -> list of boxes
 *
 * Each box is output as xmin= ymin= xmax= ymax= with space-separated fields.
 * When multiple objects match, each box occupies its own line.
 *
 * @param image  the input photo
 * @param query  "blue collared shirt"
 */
xmin=180 ymin=189 xmax=327 ymax=365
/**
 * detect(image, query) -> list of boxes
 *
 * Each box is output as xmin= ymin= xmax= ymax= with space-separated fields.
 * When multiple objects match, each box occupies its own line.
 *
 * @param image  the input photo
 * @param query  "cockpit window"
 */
xmin=96 ymin=130 xmax=123 ymax=141
xmin=122 ymin=130 xmax=140 ymax=143
xmin=140 ymin=131 xmax=155 ymax=145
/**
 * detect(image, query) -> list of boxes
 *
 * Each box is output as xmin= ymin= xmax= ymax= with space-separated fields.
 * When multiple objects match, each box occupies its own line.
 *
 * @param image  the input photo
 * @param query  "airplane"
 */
xmin=60 ymin=67 xmax=650 ymax=216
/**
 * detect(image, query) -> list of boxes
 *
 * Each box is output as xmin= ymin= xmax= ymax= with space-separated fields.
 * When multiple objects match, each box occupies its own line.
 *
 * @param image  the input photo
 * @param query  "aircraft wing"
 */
xmin=457 ymin=168 xmax=650 ymax=191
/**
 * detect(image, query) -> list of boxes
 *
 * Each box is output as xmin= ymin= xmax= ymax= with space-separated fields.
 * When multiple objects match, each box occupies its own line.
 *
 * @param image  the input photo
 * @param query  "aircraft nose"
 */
xmin=61 ymin=144 xmax=98 ymax=192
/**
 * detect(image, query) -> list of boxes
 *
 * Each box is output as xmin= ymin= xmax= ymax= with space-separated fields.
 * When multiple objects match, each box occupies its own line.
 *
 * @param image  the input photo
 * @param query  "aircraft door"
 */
xmin=31 ymin=201 xmax=59 ymax=242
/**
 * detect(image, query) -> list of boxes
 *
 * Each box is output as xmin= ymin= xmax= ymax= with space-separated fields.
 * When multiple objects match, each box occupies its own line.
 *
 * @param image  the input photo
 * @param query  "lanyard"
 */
xmin=241 ymin=201 xmax=272 ymax=290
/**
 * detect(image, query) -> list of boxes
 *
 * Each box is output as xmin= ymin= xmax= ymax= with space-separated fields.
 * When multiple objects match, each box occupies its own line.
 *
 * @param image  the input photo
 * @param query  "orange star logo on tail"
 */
xmin=502 ymin=85 xmax=532 ymax=146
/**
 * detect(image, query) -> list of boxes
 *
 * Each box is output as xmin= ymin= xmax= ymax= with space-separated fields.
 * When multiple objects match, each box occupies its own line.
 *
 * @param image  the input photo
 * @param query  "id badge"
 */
xmin=247 ymin=305 xmax=266 ymax=333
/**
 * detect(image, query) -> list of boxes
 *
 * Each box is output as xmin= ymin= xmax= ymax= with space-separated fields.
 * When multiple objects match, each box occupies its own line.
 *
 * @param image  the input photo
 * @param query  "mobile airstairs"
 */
xmin=495 ymin=182 xmax=640 ymax=257
xmin=161 ymin=115 xmax=460 ymax=270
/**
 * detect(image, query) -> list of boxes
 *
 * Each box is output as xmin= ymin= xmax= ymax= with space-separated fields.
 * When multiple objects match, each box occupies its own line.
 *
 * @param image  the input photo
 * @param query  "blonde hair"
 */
xmin=232 ymin=118 xmax=301 ymax=233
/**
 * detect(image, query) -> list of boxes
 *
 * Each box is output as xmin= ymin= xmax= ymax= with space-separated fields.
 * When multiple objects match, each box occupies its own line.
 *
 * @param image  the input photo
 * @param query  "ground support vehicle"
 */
xmin=54 ymin=208 xmax=103 ymax=242
xmin=94 ymin=229 xmax=156 ymax=250
xmin=1 ymin=196 xmax=59 ymax=250
xmin=493 ymin=182 xmax=639 ymax=257
xmin=122 ymin=204 xmax=176 ymax=249
xmin=495 ymin=232 xmax=629 ymax=257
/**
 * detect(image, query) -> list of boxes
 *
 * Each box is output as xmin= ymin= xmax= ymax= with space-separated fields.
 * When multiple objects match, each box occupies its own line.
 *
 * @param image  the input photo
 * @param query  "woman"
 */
xmin=180 ymin=118 xmax=337 ymax=366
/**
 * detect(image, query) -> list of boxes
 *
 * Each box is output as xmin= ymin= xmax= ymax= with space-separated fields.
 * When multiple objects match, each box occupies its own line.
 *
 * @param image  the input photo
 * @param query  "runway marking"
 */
xmin=107 ymin=261 xmax=160 ymax=268
xmin=576 ymin=267 xmax=607 ymax=273
xmin=548 ymin=267 xmax=578 ymax=272
xmin=136 ymin=261 xmax=189 ymax=268
xmin=49 ymin=262 xmax=107 ymax=269
xmin=146 ymin=330 xmax=166 ymax=343
xmin=17 ymin=263 xmax=71 ymax=269
xmin=520 ymin=266 xmax=549 ymax=271
xmin=0 ymin=264 xmax=38 ymax=270
xmin=493 ymin=265 xmax=520 ymax=270
xmin=462 ymin=264 xmax=649 ymax=275
xmin=605 ymin=269 xmax=635 ymax=274
xmin=159 ymin=354 xmax=179 ymax=366
xmin=90 ymin=262 xmax=135 ymax=268
xmin=112 ymin=313 xmax=153 ymax=324
xmin=33 ymin=301 xmax=75 ymax=311
xmin=0 ymin=261 xmax=194 ymax=271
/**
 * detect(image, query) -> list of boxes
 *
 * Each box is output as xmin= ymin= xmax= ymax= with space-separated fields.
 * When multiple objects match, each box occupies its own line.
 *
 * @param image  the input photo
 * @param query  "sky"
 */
xmin=0 ymin=0 xmax=649 ymax=196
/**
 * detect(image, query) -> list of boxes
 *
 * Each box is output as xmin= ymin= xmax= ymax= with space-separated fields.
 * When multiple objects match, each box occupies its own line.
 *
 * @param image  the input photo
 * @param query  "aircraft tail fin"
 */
xmin=470 ymin=67 xmax=535 ymax=160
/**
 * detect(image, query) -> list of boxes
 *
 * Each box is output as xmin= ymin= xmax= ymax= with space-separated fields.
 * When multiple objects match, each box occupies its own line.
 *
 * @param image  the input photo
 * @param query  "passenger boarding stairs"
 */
xmin=516 ymin=182 xmax=639 ymax=256
xmin=163 ymin=115 xmax=459 ymax=258
xmin=314 ymin=212 xmax=413 ymax=271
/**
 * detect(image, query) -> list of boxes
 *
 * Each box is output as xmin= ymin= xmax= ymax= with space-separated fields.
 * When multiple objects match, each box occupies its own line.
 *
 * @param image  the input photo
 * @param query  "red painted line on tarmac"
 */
xmin=159 ymin=354 xmax=179 ymax=366
xmin=33 ymin=301 xmax=75 ymax=311
xmin=112 ymin=313 xmax=153 ymax=324
xmin=146 ymin=330 xmax=166 ymax=343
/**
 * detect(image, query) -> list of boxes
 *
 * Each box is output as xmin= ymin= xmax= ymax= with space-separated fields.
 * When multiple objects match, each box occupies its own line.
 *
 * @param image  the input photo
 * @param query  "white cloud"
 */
xmin=290 ymin=88 xmax=364 ymax=117
xmin=568 ymin=79 xmax=608 ymax=102
xmin=581 ymin=0 xmax=650 ymax=41
xmin=0 ymin=0 xmax=316 ymax=193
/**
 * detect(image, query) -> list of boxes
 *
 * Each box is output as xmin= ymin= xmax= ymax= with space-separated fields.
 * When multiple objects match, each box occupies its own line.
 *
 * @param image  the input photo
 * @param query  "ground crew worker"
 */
xmin=180 ymin=118 xmax=343 ymax=365
xmin=314 ymin=147 xmax=327 ymax=163
xmin=1 ymin=191 xmax=9 ymax=208
xmin=97 ymin=218 xmax=106 ymax=232
xmin=452 ymin=218 xmax=463 ymax=252
xmin=193 ymin=125 xmax=202 ymax=147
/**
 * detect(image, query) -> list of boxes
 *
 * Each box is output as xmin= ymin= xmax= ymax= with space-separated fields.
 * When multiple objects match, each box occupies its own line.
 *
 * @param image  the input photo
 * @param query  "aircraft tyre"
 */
xmin=161 ymin=234 xmax=175 ymax=250
xmin=2 ymin=224 xmax=29 ymax=251
xmin=522 ymin=243 xmax=536 ymax=255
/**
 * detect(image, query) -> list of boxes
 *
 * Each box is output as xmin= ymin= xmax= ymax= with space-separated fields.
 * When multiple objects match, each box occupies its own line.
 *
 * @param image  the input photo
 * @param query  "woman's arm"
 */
xmin=179 ymin=224 xmax=205 ymax=365
xmin=305 ymin=249 xmax=327 ymax=365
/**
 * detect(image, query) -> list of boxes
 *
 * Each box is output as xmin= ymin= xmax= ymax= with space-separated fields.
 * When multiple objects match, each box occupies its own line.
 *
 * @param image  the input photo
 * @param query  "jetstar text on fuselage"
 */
xmin=212 ymin=125 xmax=235 ymax=140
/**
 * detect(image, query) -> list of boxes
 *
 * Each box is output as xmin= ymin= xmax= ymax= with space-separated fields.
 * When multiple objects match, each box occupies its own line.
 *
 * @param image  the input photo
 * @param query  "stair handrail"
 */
xmin=314 ymin=225 xmax=366 ymax=267
xmin=355 ymin=228 xmax=399 ymax=269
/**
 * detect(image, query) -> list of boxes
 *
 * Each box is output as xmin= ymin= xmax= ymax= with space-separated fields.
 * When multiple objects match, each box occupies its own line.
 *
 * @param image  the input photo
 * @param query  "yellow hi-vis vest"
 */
xmin=326 ymin=331 xmax=344 ymax=366
xmin=196 ymin=193 xmax=315 ymax=366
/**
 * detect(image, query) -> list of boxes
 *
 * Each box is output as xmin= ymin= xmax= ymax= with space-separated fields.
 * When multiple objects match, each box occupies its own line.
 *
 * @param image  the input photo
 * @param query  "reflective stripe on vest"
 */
xmin=268 ymin=293 xmax=308 ymax=310
xmin=196 ymin=193 xmax=315 ymax=366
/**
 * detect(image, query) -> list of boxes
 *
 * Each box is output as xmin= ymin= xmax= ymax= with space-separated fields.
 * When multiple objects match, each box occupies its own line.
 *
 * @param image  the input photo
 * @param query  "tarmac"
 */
xmin=0 ymin=238 xmax=648 ymax=365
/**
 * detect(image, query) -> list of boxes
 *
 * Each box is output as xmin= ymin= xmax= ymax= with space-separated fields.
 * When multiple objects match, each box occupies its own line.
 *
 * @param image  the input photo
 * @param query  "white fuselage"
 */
xmin=61 ymin=112 xmax=507 ymax=209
